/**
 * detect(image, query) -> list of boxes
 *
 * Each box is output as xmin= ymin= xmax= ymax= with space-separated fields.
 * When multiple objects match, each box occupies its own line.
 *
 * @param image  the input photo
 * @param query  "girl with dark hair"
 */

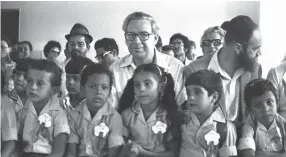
xmin=118 ymin=63 xmax=182 ymax=157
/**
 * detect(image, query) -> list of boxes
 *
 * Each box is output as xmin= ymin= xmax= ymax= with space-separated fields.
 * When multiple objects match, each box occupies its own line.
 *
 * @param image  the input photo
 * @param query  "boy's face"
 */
xmin=13 ymin=70 xmax=27 ymax=92
xmin=66 ymin=74 xmax=81 ymax=95
xmin=250 ymin=91 xmax=277 ymax=126
xmin=186 ymin=85 xmax=217 ymax=114
xmin=82 ymin=73 xmax=111 ymax=110
xmin=26 ymin=69 xmax=55 ymax=103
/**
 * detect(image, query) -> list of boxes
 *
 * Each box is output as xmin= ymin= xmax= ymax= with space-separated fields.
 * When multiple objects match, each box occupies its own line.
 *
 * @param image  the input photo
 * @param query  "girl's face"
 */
xmin=186 ymin=84 xmax=217 ymax=114
xmin=18 ymin=43 xmax=31 ymax=59
xmin=250 ymin=91 xmax=277 ymax=127
xmin=83 ymin=73 xmax=111 ymax=110
xmin=134 ymin=71 xmax=162 ymax=106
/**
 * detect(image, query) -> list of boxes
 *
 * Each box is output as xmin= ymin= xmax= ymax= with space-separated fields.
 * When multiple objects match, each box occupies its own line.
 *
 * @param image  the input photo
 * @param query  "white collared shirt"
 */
xmin=180 ymin=107 xmax=237 ymax=157
xmin=109 ymin=49 xmax=186 ymax=109
xmin=207 ymin=51 xmax=244 ymax=121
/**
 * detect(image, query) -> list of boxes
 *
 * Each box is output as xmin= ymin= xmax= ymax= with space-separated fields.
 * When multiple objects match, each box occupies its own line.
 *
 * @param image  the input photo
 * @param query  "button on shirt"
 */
xmin=121 ymin=101 xmax=175 ymax=152
xmin=238 ymin=114 xmax=286 ymax=155
xmin=109 ymin=49 xmax=186 ymax=109
xmin=180 ymin=107 xmax=237 ymax=157
xmin=207 ymin=51 xmax=244 ymax=121
xmin=68 ymin=100 xmax=124 ymax=157
xmin=18 ymin=96 xmax=70 ymax=154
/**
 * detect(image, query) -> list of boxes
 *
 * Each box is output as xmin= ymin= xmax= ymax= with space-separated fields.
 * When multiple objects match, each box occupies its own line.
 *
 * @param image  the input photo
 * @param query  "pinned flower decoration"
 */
xmin=204 ymin=130 xmax=220 ymax=145
xmin=38 ymin=113 xmax=52 ymax=128
xmin=152 ymin=121 xmax=167 ymax=134
xmin=94 ymin=123 xmax=109 ymax=138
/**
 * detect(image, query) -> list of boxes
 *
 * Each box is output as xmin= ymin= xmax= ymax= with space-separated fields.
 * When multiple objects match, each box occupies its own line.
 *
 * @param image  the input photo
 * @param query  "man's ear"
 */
xmin=234 ymin=43 xmax=243 ymax=55
xmin=153 ymin=34 xmax=159 ymax=45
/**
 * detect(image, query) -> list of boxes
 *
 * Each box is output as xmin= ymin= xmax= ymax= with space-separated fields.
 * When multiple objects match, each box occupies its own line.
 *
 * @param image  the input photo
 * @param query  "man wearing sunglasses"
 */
xmin=94 ymin=38 xmax=119 ymax=67
xmin=185 ymin=15 xmax=262 ymax=127
xmin=109 ymin=11 xmax=186 ymax=109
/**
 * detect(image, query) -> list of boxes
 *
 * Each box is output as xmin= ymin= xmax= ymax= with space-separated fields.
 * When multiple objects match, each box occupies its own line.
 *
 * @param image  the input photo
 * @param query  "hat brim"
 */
xmin=65 ymin=34 xmax=93 ymax=43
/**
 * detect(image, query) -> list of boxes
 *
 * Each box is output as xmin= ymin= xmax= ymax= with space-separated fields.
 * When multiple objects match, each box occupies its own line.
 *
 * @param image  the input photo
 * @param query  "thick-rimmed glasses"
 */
xmin=202 ymin=39 xmax=222 ymax=47
xmin=125 ymin=32 xmax=153 ymax=41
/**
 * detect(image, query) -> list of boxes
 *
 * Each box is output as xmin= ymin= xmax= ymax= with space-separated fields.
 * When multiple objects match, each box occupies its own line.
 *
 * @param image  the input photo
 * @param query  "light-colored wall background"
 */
xmin=1 ymin=1 xmax=260 ymax=62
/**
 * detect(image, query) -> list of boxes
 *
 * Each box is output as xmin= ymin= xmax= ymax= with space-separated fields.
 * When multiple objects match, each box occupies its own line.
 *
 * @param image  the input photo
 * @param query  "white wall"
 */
xmin=259 ymin=1 xmax=286 ymax=78
xmin=1 ymin=1 xmax=260 ymax=63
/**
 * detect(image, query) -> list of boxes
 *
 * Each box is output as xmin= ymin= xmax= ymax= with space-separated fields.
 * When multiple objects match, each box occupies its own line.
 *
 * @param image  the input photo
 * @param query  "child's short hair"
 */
xmin=65 ymin=56 xmax=94 ymax=74
xmin=80 ymin=63 xmax=113 ymax=88
xmin=185 ymin=70 xmax=222 ymax=102
xmin=244 ymin=78 xmax=278 ymax=107
xmin=28 ymin=59 xmax=62 ymax=87
xmin=14 ymin=58 xmax=33 ymax=73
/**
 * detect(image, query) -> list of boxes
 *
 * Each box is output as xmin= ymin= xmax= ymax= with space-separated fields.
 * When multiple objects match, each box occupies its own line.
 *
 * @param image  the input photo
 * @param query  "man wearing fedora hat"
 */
xmin=65 ymin=23 xmax=93 ymax=59
xmin=58 ymin=23 xmax=93 ymax=99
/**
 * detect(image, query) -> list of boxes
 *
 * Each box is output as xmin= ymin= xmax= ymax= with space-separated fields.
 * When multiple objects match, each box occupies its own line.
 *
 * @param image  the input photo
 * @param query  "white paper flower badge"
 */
xmin=94 ymin=123 xmax=109 ymax=138
xmin=152 ymin=121 xmax=167 ymax=134
xmin=204 ymin=130 xmax=220 ymax=146
xmin=38 ymin=113 xmax=52 ymax=128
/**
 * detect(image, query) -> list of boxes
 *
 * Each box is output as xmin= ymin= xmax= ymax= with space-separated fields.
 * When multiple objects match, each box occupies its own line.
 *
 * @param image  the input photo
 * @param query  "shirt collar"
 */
xmin=190 ymin=107 xmax=226 ymax=126
xmin=207 ymin=49 xmax=244 ymax=80
xmin=119 ymin=48 xmax=170 ymax=71
xmin=26 ymin=94 xmax=60 ymax=115
xmin=131 ymin=100 xmax=164 ymax=116
xmin=209 ymin=107 xmax=226 ymax=123
xmin=75 ymin=99 xmax=114 ymax=121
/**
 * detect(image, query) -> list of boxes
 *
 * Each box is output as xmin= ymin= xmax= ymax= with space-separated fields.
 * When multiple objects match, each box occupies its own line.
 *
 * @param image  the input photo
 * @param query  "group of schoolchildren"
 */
xmin=2 ymin=55 xmax=286 ymax=157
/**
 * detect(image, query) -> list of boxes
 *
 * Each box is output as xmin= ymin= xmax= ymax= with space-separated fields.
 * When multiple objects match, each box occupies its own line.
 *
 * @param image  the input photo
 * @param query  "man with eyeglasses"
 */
xmin=65 ymin=23 xmax=93 ymax=59
xmin=109 ymin=11 xmax=186 ymax=109
xmin=169 ymin=33 xmax=191 ymax=65
xmin=184 ymin=16 xmax=263 ymax=128
xmin=200 ymin=26 xmax=225 ymax=57
xmin=59 ymin=23 xmax=94 ymax=98
xmin=94 ymin=38 xmax=119 ymax=67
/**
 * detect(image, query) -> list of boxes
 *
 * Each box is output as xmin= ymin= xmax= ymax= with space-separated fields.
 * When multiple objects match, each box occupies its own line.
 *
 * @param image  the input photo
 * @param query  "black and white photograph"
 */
xmin=1 ymin=1 xmax=286 ymax=157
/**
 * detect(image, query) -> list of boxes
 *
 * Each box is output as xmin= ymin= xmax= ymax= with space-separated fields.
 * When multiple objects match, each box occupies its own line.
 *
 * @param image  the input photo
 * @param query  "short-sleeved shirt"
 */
xmin=237 ymin=114 xmax=286 ymax=156
xmin=1 ymin=98 xmax=18 ymax=142
xmin=180 ymin=107 xmax=237 ymax=157
xmin=68 ymin=99 xmax=124 ymax=157
xmin=121 ymin=101 xmax=175 ymax=152
xmin=110 ymin=49 xmax=186 ymax=108
xmin=2 ymin=90 xmax=29 ymax=113
xmin=18 ymin=95 xmax=70 ymax=154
